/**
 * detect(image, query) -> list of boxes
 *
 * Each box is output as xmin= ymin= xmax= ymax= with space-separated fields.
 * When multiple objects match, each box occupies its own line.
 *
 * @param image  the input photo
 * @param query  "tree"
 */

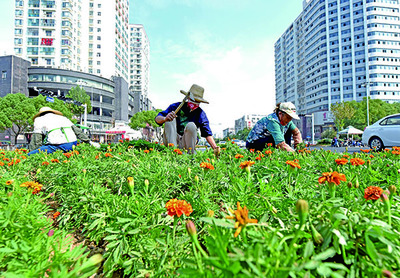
xmin=234 ymin=128 xmax=251 ymax=141
xmin=65 ymin=86 xmax=92 ymax=124
xmin=331 ymin=101 xmax=355 ymax=132
xmin=129 ymin=110 xmax=162 ymax=141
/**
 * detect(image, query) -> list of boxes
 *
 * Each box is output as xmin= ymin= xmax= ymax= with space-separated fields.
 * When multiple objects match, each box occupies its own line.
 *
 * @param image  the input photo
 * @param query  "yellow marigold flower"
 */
xmin=226 ymin=202 xmax=258 ymax=237
xmin=6 ymin=180 xmax=14 ymax=185
xmin=239 ymin=161 xmax=255 ymax=170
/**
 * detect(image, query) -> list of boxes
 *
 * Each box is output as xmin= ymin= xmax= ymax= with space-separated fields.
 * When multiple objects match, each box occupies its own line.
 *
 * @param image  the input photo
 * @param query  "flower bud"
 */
xmin=48 ymin=229 xmax=54 ymax=237
xmin=271 ymin=206 xmax=278 ymax=214
xmin=194 ymin=175 xmax=199 ymax=183
xmin=186 ymin=220 xmax=197 ymax=237
xmin=388 ymin=185 xmax=396 ymax=195
xmin=82 ymin=169 xmax=87 ymax=174
xmin=127 ymin=177 xmax=134 ymax=188
xmin=296 ymin=199 xmax=309 ymax=227
xmin=354 ymin=179 xmax=359 ymax=188
xmin=144 ymin=179 xmax=149 ymax=187
xmin=37 ymin=168 xmax=41 ymax=174
xmin=311 ymin=224 xmax=323 ymax=245
xmin=7 ymin=192 xmax=13 ymax=197
xmin=187 ymin=167 xmax=191 ymax=175
xmin=382 ymin=270 xmax=392 ymax=278
xmin=347 ymin=182 xmax=352 ymax=188
xmin=207 ymin=210 xmax=214 ymax=217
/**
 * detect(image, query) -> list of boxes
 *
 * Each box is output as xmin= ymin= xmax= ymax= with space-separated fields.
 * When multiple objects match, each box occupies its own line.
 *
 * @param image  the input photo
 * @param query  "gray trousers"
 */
xmin=163 ymin=119 xmax=197 ymax=154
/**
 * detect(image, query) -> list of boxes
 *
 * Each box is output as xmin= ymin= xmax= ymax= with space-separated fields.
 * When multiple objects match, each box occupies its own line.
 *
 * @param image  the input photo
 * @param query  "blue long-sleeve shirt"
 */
xmin=156 ymin=102 xmax=213 ymax=137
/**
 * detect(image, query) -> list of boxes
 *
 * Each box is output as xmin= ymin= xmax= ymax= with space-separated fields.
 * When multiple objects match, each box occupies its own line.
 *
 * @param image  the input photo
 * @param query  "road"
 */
xmin=307 ymin=146 xmax=367 ymax=154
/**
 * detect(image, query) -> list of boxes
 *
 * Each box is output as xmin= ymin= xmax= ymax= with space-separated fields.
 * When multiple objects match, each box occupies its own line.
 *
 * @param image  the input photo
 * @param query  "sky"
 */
xmin=0 ymin=0 xmax=303 ymax=137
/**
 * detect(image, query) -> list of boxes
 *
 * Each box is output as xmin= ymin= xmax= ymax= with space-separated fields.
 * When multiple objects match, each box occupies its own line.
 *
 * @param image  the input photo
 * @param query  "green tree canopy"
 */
xmin=65 ymin=86 xmax=92 ymax=123
xmin=331 ymin=101 xmax=356 ymax=132
xmin=129 ymin=110 xmax=162 ymax=141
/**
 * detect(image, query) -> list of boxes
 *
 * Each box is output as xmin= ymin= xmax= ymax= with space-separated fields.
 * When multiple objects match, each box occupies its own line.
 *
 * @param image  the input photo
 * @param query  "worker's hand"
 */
xmin=213 ymin=146 xmax=221 ymax=157
xmin=90 ymin=141 xmax=101 ymax=148
xmin=165 ymin=112 xmax=176 ymax=122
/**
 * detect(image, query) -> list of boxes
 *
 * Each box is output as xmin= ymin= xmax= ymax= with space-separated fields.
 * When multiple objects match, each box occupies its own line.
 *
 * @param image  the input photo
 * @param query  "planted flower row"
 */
xmin=0 ymin=141 xmax=399 ymax=277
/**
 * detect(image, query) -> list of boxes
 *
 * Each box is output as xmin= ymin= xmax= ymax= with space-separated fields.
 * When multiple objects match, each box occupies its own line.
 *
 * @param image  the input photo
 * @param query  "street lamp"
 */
xmin=361 ymin=81 xmax=372 ymax=126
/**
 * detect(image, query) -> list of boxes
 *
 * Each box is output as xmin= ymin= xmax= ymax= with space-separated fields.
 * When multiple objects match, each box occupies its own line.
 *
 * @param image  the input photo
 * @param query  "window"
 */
xmin=1 ymin=71 xmax=6 ymax=80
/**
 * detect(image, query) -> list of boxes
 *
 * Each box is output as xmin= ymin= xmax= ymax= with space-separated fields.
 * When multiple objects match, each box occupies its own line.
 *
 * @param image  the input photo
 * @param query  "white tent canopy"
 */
xmin=338 ymin=126 xmax=364 ymax=139
xmin=338 ymin=126 xmax=364 ymax=135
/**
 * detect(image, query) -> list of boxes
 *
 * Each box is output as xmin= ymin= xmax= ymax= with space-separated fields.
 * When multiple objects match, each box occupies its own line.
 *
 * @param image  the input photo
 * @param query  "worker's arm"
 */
xmin=29 ymin=133 xmax=43 ymax=151
xmin=155 ymin=111 xmax=176 ymax=125
xmin=72 ymin=125 xmax=90 ymax=143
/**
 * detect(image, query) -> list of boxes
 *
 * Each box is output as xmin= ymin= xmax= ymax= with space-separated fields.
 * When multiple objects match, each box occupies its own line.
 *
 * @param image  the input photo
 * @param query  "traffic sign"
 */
xmin=46 ymin=96 xmax=54 ymax=103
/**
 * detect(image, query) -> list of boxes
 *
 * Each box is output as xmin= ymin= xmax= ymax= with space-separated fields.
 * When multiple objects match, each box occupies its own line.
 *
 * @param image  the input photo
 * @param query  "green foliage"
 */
xmin=129 ymin=110 xmax=161 ymax=130
xmin=331 ymin=102 xmax=355 ymax=132
xmin=2 ymin=142 xmax=400 ymax=277
xmin=234 ymin=128 xmax=251 ymax=141
xmin=320 ymin=129 xmax=336 ymax=140
xmin=65 ymin=86 xmax=92 ymax=122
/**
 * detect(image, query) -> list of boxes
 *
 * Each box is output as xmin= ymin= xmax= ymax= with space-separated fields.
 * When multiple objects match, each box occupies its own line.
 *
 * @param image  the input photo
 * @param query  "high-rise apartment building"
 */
xmin=275 ymin=0 xmax=400 ymax=128
xmin=13 ymin=0 xmax=129 ymax=81
xmin=129 ymin=24 xmax=150 ymax=96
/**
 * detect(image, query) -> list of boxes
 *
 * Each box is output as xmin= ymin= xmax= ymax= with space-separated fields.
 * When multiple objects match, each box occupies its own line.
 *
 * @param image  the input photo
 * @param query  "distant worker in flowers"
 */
xmin=28 ymin=106 xmax=92 ymax=155
xmin=246 ymin=102 xmax=303 ymax=152
xmin=155 ymin=84 xmax=220 ymax=155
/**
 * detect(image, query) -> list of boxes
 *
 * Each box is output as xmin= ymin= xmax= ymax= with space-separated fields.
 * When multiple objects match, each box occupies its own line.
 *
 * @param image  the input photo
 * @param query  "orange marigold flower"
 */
xmin=350 ymin=158 xmax=365 ymax=166
xmin=393 ymin=146 xmax=400 ymax=151
xmin=342 ymin=155 xmax=350 ymax=158
xmin=0 ymin=161 xmax=4 ymax=166
xmin=200 ymin=162 xmax=215 ymax=170
xmin=360 ymin=149 xmax=370 ymax=153
xmin=392 ymin=150 xmax=400 ymax=155
xmin=63 ymin=152 xmax=73 ymax=158
xmin=53 ymin=211 xmax=60 ymax=219
xmin=286 ymin=160 xmax=301 ymax=169
xmin=239 ymin=161 xmax=255 ymax=170
xmin=226 ymin=202 xmax=258 ymax=238
xmin=364 ymin=186 xmax=384 ymax=201
xmin=42 ymin=161 xmax=49 ymax=166
xmin=335 ymin=158 xmax=348 ymax=165
xmin=51 ymin=159 xmax=60 ymax=163
xmin=143 ymin=150 xmax=150 ymax=154
xmin=95 ymin=155 xmax=99 ymax=159
xmin=119 ymin=139 xmax=123 ymax=143
xmin=369 ymin=154 xmax=374 ymax=158
xmin=267 ymin=143 xmax=273 ymax=147
xmin=249 ymin=149 xmax=255 ymax=153
xmin=318 ymin=171 xmax=346 ymax=186
xmin=105 ymin=153 xmax=113 ymax=157
xmin=21 ymin=155 xmax=27 ymax=159
xmin=168 ymin=143 xmax=174 ymax=147
xmin=173 ymin=149 xmax=183 ymax=155
xmin=235 ymin=154 xmax=244 ymax=159
xmin=255 ymin=156 xmax=261 ymax=161
xmin=3 ymin=158 xmax=10 ymax=161
xmin=165 ymin=199 xmax=193 ymax=217
xmin=20 ymin=181 xmax=43 ymax=194
xmin=265 ymin=150 xmax=272 ymax=155
xmin=6 ymin=180 xmax=14 ymax=185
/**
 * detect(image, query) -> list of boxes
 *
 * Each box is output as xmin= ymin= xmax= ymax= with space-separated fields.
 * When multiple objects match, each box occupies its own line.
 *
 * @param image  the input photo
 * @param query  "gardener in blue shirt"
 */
xmin=246 ymin=102 xmax=303 ymax=152
xmin=155 ymin=84 xmax=220 ymax=155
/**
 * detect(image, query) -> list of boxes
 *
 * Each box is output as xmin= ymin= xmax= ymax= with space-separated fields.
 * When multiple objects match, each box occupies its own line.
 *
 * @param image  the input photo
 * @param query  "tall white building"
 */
xmin=275 ymin=0 xmax=400 ymax=127
xmin=13 ymin=0 xmax=130 ymax=80
xmin=234 ymin=114 xmax=265 ymax=133
xmin=129 ymin=24 xmax=150 ymax=96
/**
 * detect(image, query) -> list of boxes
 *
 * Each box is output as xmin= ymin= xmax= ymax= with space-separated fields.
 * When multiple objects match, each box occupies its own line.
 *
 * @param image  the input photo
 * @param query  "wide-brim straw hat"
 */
xmin=33 ymin=106 xmax=63 ymax=120
xmin=180 ymin=84 xmax=209 ymax=104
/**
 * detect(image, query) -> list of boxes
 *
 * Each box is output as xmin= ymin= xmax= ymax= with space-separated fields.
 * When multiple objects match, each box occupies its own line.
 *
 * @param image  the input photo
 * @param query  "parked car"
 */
xmin=362 ymin=113 xmax=400 ymax=151
xmin=232 ymin=139 xmax=246 ymax=148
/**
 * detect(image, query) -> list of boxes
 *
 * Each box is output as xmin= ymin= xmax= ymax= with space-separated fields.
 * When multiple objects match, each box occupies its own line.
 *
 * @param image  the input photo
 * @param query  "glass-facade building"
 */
xmin=275 ymin=0 xmax=400 ymax=128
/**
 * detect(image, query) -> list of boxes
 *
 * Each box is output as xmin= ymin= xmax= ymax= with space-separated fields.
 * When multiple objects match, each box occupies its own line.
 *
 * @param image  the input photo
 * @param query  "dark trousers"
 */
xmin=246 ymin=131 xmax=292 ymax=152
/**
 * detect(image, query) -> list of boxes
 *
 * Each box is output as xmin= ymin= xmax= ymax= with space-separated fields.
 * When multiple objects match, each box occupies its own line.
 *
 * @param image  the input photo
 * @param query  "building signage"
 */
xmin=46 ymin=96 xmax=54 ymax=103
xmin=41 ymin=38 xmax=53 ymax=46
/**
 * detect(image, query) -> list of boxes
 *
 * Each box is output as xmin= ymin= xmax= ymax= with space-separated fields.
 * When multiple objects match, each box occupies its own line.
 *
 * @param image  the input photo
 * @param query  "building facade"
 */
xmin=0 ymin=55 xmax=30 ymax=97
xmin=129 ymin=24 xmax=150 ymax=97
xmin=14 ymin=0 xmax=130 ymax=80
xmin=234 ymin=114 xmax=265 ymax=134
xmin=275 ymin=0 xmax=400 ymax=136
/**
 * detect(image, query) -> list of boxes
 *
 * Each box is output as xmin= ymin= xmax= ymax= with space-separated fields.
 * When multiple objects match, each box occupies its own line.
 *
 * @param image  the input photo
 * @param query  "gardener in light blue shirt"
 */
xmin=246 ymin=102 xmax=303 ymax=152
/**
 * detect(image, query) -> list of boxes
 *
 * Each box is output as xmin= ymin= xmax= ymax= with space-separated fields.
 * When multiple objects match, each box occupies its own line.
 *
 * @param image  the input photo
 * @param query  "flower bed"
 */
xmin=1 ymin=142 xmax=400 ymax=277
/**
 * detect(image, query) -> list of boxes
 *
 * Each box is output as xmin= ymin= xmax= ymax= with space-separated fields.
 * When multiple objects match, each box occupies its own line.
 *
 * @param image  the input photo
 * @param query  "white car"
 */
xmin=232 ymin=139 xmax=246 ymax=148
xmin=362 ymin=113 xmax=400 ymax=151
